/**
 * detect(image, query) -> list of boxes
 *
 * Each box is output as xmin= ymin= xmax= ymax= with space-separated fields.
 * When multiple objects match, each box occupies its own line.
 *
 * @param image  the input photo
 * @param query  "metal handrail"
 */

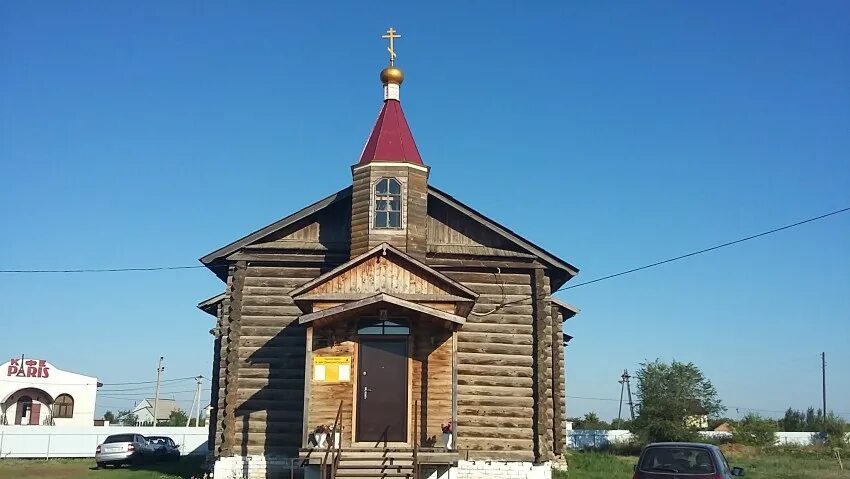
xmin=320 ymin=400 xmax=344 ymax=479
xmin=413 ymin=400 xmax=419 ymax=479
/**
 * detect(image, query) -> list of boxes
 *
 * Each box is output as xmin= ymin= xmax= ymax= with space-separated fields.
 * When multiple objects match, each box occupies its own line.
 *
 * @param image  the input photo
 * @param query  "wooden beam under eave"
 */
xmin=301 ymin=325 xmax=313 ymax=449
xmin=452 ymin=327 xmax=458 ymax=451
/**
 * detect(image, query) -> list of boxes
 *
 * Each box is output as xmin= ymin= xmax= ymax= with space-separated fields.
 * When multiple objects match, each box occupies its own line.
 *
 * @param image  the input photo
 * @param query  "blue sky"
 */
xmin=1 ymin=1 xmax=848 ymax=421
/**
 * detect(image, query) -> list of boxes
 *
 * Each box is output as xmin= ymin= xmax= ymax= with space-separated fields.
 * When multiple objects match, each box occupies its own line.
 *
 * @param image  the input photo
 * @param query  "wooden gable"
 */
xmin=427 ymin=198 xmax=530 ymax=258
xmin=290 ymin=243 xmax=478 ymax=318
xmin=291 ymin=243 xmax=478 ymax=301
xmin=243 ymin=195 xmax=351 ymax=253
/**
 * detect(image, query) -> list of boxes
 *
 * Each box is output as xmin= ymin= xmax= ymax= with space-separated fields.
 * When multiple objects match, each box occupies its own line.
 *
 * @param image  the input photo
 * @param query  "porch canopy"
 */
xmin=292 ymin=243 xmax=478 ymax=450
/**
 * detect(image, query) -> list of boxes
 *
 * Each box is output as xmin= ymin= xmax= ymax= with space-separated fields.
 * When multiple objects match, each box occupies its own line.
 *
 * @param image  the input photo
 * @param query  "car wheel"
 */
xmin=96 ymin=462 xmax=104 ymax=469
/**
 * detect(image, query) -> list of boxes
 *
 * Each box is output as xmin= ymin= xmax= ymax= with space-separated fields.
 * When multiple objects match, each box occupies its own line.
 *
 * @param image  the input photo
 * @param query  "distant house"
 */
xmin=684 ymin=400 xmax=709 ymax=429
xmin=120 ymin=398 xmax=180 ymax=425
xmin=713 ymin=422 xmax=733 ymax=433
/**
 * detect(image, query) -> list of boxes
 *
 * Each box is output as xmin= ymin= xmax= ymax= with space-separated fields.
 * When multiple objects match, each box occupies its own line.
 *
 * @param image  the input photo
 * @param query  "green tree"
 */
xmin=733 ymin=413 xmax=778 ymax=446
xmin=118 ymin=409 xmax=138 ymax=426
xmin=569 ymin=412 xmax=611 ymax=430
xmin=103 ymin=411 xmax=116 ymax=423
xmin=165 ymin=408 xmax=189 ymax=426
xmin=779 ymin=408 xmax=805 ymax=432
xmin=632 ymin=360 xmax=725 ymax=443
xmin=188 ymin=417 xmax=207 ymax=427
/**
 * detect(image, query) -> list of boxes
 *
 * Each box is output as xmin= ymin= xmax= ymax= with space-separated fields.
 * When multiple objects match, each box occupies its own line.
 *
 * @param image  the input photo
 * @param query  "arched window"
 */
xmin=54 ymin=394 xmax=74 ymax=418
xmin=374 ymin=178 xmax=402 ymax=229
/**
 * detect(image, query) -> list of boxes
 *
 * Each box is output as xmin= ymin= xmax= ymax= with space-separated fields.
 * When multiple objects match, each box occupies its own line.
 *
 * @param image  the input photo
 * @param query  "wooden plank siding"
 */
xmin=246 ymin=196 xmax=351 ymax=254
xmin=307 ymin=321 xmax=356 ymax=447
xmin=307 ymin=255 xmax=451 ymax=297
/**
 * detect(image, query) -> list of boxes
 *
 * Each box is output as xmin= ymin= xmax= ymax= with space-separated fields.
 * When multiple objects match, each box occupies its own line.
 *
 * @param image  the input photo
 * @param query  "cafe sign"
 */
xmin=7 ymin=358 xmax=50 ymax=378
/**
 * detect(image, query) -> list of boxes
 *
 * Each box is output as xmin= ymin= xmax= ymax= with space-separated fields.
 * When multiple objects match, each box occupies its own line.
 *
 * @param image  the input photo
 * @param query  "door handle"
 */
xmin=363 ymin=386 xmax=372 ymax=399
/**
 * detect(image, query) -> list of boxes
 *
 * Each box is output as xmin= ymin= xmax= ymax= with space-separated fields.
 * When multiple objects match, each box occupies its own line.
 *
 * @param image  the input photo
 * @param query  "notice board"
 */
xmin=313 ymin=356 xmax=351 ymax=383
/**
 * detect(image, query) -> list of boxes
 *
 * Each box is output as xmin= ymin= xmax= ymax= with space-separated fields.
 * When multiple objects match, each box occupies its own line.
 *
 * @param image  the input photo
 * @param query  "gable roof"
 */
xmin=197 ymin=293 xmax=225 ymax=316
xmin=289 ymin=242 xmax=479 ymax=300
xmin=199 ymin=186 xmax=352 ymax=266
xmin=129 ymin=398 xmax=180 ymax=421
xmin=199 ymin=185 xmax=579 ymax=280
xmin=428 ymin=186 xmax=579 ymax=277
xmin=552 ymin=297 xmax=581 ymax=320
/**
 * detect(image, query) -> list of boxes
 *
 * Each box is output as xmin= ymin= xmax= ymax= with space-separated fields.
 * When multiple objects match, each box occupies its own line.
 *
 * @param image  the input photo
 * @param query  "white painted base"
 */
xmin=212 ymin=455 xmax=299 ymax=479
xmin=213 ymin=457 xmax=554 ymax=479
xmin=424 ymin=461 xmax=552 ymax=479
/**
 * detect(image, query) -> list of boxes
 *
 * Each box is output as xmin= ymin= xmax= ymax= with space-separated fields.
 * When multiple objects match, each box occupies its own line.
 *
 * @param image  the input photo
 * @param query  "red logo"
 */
xmin=7 ymin=359 xmax=50 ymax=378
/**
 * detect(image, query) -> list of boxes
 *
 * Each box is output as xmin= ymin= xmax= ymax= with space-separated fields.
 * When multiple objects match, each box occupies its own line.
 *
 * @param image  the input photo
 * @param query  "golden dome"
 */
xmin=380 ymin=66 xmax=404 ymax=85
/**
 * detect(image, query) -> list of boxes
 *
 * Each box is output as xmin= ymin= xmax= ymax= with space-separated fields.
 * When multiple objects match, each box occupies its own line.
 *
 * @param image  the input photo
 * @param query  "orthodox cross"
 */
xmin=382 ymin=27 xmax=401 ymax=65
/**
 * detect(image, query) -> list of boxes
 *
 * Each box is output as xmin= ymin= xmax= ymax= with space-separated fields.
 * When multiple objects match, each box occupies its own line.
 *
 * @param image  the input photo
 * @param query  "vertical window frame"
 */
xmin=373 ymin=177 xmax=403 ymax=229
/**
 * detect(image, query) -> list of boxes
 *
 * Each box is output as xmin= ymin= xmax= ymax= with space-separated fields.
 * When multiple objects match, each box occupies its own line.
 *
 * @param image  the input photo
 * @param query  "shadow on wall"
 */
xmin=237 ymin=320 xmax=307 ymax=479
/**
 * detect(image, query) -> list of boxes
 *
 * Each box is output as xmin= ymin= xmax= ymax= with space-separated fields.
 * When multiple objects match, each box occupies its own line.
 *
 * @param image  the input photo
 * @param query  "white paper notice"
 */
xmin=338 ymin=364 xmax=351 ymax=382
xmin=314 ymin=364 xmax=326 ymax=381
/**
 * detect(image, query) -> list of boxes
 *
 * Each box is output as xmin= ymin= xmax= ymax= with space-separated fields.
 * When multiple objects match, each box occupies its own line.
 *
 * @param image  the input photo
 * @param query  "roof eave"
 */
xmin=428 ymin=186 xmax=580 ymax=278
xmin=199 ymin=186 xmax=353 ymax=267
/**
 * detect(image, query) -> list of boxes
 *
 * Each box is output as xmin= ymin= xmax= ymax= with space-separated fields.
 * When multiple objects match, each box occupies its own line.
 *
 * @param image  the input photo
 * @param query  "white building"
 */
xmin=122 ymin=398 xmax=180 ymax=425
xmin=0 ymin=357 xmax=99 ymax=427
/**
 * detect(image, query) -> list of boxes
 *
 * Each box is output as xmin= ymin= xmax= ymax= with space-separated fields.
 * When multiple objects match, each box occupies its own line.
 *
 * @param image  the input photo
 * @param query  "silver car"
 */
xmin=95 ymin=433 xmax=153 ymax=468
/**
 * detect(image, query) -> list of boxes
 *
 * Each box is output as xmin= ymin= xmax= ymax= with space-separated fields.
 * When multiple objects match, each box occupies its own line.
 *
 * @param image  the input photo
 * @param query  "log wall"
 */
xmin=225 ymin=263 xmax=322 ymax=457
xmin=412 ymin=322 xmax=453 ymax=446
xmin=444 ymin=270 xmax=536 ymax=461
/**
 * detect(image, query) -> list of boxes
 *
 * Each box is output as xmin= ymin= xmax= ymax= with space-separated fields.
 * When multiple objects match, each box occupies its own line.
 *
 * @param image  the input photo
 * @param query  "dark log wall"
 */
xmin=412 ymin=321 xmax=453 ymax=446
xmin=226 ymin=263 xmax=324 ymax=457
xmin=442 ymin=270 xmax=536 ymax=461
xmin=428 ymin=195 xmax=568 ymax=462
xmin=208 ymin=302 xmax=224 ymax=453
xmin=554 ymin=309 xmax=566 ymax=454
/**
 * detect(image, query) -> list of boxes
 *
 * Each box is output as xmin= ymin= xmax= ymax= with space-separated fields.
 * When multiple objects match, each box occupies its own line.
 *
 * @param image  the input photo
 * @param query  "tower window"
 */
xmin=374 ymin=178 xmax=402 ymax=229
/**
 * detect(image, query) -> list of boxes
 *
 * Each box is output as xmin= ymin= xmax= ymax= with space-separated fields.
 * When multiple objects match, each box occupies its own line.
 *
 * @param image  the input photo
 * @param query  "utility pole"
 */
xmin=195 ymin=376 xmax=203 ymax=427
xmin=624 ymin=370 xmax=635 ymax=420
xmin=617 ymin=370 xmax=627 ymax=428
xmin=822 ymin=352 xmax=827 ymax=432
xmin=187 ymin=376 xmax=203 ymax=427
xmin=153 ymin=357 xmax=164 ymax=427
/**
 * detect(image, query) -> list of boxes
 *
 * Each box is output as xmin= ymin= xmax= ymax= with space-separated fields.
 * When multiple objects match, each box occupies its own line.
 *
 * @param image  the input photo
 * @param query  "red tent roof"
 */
xmin=358 ymin=99 xmax=423 ymax=165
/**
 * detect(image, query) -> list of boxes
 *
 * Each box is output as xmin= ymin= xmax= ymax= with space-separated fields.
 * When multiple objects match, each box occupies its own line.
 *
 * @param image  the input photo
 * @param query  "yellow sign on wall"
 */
xmin=313 ymin=356 xmax=352 ymax=383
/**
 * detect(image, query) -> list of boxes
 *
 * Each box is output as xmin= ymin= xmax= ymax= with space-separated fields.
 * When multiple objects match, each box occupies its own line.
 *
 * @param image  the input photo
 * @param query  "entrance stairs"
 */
xmin=334 ymin=449 xmax=415 ymax=479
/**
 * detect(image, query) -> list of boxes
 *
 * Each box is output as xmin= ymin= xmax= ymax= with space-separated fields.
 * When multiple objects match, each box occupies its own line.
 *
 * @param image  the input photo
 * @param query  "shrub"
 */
xmin=733 ymin=413 xmax=778 ymax=446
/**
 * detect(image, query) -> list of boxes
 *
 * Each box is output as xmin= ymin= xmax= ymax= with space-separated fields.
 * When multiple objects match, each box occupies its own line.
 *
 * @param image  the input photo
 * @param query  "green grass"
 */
xmin=0 ymin=457 xmax=206 ymax=479
xmin=556 ymin=451 xmax=850 ymax=479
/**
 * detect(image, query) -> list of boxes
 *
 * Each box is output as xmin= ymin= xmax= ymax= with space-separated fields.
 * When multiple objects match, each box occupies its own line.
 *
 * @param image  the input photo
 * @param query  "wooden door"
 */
xmin=29 ymin=403 xmax=41 ymax=425
xmin=356 ymin=339 xmax=408 ymax=443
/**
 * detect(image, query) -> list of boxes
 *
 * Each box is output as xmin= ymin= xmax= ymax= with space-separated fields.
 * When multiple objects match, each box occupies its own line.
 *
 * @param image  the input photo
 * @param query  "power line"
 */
xmin=557 ymin=205 xmax=850 ymax=292
xmin=0 ymin=206 xmax=846 ymax=279
xmin=0 ymin=265 xmax=209 ymax=274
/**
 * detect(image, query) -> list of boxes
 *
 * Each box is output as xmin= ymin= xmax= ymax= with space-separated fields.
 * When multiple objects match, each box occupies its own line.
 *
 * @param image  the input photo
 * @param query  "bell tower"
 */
xmin=350 ymin=28 xmax=429 ymax=258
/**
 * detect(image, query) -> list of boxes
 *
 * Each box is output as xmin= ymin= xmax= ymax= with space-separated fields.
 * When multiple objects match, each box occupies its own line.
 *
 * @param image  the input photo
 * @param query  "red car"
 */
xmin=633 ymin=442 xmax=745 ymax=478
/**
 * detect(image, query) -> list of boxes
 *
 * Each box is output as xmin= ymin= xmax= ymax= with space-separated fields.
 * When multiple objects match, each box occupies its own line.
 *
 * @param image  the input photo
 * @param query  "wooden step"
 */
xmin=335 ymin=472 xmax=412 ymax=478
xmin=338 ymin=464 xmax=413 ymax=470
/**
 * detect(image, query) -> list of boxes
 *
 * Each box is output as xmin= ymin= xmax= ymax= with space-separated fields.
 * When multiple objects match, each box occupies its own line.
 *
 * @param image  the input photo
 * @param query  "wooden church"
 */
xmin=199 ymin=29 xmax=580 ymax=479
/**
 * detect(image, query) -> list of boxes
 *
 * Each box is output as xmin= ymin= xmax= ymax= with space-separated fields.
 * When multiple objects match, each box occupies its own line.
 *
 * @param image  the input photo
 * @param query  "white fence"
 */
xmin=0 ymin=425 xmax=209 ymax=458
xmin=566 ymin=430 xmax=850 ymax=450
